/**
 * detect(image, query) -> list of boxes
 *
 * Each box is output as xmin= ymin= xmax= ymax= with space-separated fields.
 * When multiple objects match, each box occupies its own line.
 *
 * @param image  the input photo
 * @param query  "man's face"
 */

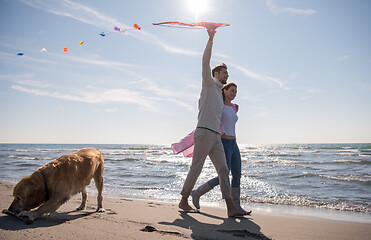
xmin=215 ymin=68 xmax=229 ymax=84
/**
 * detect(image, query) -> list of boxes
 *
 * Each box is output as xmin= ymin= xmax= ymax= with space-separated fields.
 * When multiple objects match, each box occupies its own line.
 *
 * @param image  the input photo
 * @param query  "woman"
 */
xmin=191 ymin=82 xmax=250 ymax=213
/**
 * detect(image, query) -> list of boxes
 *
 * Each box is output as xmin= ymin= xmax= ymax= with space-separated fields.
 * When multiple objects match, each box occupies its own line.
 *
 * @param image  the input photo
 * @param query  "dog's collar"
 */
xmin=39 ymin=170 xmax=50 ymax=201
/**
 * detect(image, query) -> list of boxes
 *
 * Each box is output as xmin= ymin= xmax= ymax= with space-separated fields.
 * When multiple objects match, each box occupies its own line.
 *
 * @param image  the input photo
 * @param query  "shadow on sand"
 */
xmin=0 ymin=210 xmax=96 ymax=230
xmin=159 ymin=211 xmax=272 ymax=240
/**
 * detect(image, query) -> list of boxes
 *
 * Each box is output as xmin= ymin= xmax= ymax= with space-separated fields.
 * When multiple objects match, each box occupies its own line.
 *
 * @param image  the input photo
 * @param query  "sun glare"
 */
xmin=187 ymin=0 xmax=209 ymax=18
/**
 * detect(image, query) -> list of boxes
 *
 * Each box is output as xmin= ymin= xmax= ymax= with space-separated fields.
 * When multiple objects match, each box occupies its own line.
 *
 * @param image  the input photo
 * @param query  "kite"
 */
xmin=80 ymin=41 xmax=85 ymax=46
xmin=99 ymin=32 xmax=106 ymax=37
xmin=133 ymin=24 xmax=141 ymax=30
xmin=114 ymin=26 xmax=126 ymax=34
xmin=153 ymin=21 xmax=230 ymax=30
xmin=114 ymin=24 xmax=142 ymax=34
xmin=17 ymin=52 xmax=24 ymax=56
xmin=63 ymin=48 xmax=68 ymax=53
xmin=41 ymin=48 xmax=47 ymax=53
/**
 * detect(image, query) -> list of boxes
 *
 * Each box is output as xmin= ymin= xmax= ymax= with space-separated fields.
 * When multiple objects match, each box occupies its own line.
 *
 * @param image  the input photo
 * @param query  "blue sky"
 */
xmin=0 ymin=0 xmax=370 ymax=144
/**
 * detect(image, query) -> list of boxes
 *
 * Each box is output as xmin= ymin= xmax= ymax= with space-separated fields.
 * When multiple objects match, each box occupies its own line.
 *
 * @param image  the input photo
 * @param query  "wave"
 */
xmin=293 ymin=146 xmax=311 ymax=150
xmin=359 ymin=150 xmax=371 ymax=156
xmin=249 ymin=153 xmax=303 ymax=157
xmin=36 ymin=149 xmax=70 ymax=153
xmin=15 ymin=149 xmax=34 ymax=152
xmin=290 ymin=173 xmax=317 ymax=179
xmin=333 ymin=159 xmax=371 ymax=164
xmin=242 ymin=194 xmax=371 ymax=213
xmin=319 ymin=146 xmax=357 ymax=150
xmin=334 ymin=153 xmax=360 ymax=156
xmin=105 ymin=158 xmax=141 ymax=162
xmin=119 ymin=146 xmax=151 ymax=150
xmin=319 ymin=174 xmax=371 ymax=184
xmin=132 ymin=187 xmax=166 ymax=190
xmin=102 ymin=149 xmax=169 ymax=156
xmin=17 ymin=163 xmax=41 ymax=168
xmin=290 ymin=173 xmax=371 ymax=184
xmin=266 ymin=153 xmax=302 ymax=157
xmin=9 ymin=155 xmax=40 ymax=160
xmin=246 ymin=159 xmax=314 ymax=165
xmin=14 ymin=148 xmax=79 ymax=154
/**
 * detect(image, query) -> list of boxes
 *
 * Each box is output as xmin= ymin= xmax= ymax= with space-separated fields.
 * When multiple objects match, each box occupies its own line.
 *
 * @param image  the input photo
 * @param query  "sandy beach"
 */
xmin=0 ymin=182 xmax=370 ymax=240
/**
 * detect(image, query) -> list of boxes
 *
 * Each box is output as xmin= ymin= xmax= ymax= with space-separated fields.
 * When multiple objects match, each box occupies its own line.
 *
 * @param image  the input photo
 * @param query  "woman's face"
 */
xmin=224 ymin=86 xmax=237 ymax=101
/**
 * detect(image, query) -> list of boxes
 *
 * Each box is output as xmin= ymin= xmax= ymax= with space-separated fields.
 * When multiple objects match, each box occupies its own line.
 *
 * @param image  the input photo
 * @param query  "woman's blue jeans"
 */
xmin=208 ymin=138 xmax=241 ymax=188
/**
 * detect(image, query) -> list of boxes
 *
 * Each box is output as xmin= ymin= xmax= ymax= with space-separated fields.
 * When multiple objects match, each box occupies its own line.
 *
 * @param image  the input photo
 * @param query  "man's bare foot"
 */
xmin=226 ymin=199 xmax=251 ymax=217
xmin=228 ymin=208 xmax=252 ymax=217
xmin=235 ymin=205 xmax=252 ymax=216
xmin=179 ymin=198 xmax=198 ymax=213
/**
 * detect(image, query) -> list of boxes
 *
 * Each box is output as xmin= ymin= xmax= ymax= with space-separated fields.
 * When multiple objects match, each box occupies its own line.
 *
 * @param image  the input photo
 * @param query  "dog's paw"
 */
xmin=76 ymin=205 xmax=86 ymax=211
xmin=18 ymin=210 xmax=33 ymax=219
xmin=2 ymin=209 xmax=12 ymax=215
xmin=96 ymin=207 xmax=105 ymax=213
xmin=18 ymin=211 xmax=34 ymax=224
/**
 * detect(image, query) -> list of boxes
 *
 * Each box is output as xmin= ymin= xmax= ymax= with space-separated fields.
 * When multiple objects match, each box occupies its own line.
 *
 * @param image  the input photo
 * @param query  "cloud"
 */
xmin=19 ymin=0 xmax=123 ymax=30
xmin=266 ymin=0 xmax=316 ymax=16
xmin=3 ymin=51 xmax=197 ymax=112
xmin=62 ymin=54 xmax=144 ymax=78
xmin=11 ymin=84 xmax=158 ymax=111
xmin=0 ymin=51 xmax=58 ymax=64
xmin=229 ymin=62 xmax=289 ymax=90
xmin=0 ymin=73 xmax=35 ymax=81
xmin=18 ymin=0 xmax=199 ymax=56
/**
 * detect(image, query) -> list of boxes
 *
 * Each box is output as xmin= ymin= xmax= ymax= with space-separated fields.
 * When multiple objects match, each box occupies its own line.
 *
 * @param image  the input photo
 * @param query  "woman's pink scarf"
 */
xmin=172 ymin=104 xmax=237 ymax=158
xmin=171 ymin=130 xmax=195 ymax=157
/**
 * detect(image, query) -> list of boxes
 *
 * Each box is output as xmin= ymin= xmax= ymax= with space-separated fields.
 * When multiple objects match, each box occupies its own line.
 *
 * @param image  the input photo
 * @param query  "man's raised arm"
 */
xmin=202 ymin=29 xmax=216 ymax=86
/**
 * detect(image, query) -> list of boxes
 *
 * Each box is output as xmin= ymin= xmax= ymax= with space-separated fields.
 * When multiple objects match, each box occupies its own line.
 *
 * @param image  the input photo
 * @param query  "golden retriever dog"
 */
xmin=6 ymin=148 xmax=104 ymax=223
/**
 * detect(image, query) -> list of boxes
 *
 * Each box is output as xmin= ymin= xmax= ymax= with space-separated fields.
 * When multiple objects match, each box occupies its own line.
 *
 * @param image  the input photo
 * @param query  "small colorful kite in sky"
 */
xmin=133 ymin=24 xmax=141 ymax=30
xmin=41 ymin=48 xmax=47 ymax=53
xmin=153 ymin=21 xmax=230 ymax=30
xmin=99 ymin=32 xmax=106 ymax=37
xmin=114 ymin=24 xmax=142 ymax=34
xmin=17 ymin=52 xmax=24 ymax=56
xmin=80 ymin=41 xmax=85 ymax=46
xmin=114 ymin=26 xmax=126 ymax=34
xmin=63 ymin=48 xmax=68 ymax=53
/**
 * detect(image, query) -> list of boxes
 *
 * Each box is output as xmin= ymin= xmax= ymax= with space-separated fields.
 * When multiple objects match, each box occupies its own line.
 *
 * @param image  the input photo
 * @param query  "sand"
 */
xmin=0 ymin=182 xmax=370 ymax=240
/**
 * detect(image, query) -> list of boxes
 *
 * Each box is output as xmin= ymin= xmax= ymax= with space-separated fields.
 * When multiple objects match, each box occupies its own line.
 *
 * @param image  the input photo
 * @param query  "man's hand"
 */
xmin=207 ymin=28 xmax=215 ymax=42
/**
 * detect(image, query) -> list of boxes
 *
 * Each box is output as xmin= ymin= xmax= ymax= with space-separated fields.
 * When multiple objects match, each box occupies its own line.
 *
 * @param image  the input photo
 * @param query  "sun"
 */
xmin=187 ymin=0 xmax=209 ymax=17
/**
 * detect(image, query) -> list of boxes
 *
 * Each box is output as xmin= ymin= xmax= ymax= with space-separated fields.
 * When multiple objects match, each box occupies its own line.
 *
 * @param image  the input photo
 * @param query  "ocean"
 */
xmin=1 ymin=143 xmax=370 ymax=223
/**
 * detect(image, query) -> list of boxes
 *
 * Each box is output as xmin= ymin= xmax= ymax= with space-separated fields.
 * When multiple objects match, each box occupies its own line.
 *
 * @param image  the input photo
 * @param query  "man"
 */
xmin=179 ymin=28 xmax=248 ymax=217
